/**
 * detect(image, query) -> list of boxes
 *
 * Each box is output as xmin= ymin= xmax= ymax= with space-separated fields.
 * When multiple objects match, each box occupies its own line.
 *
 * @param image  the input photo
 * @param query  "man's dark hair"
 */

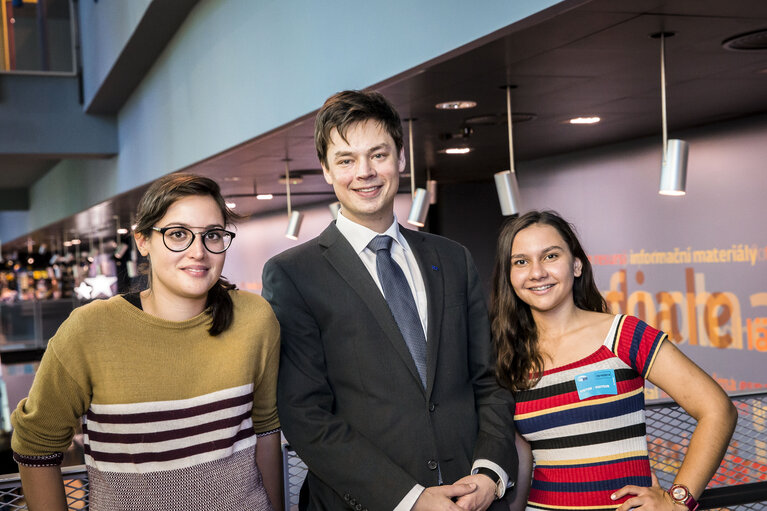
xmin=314 ymin=90 xmax=404 ymax=167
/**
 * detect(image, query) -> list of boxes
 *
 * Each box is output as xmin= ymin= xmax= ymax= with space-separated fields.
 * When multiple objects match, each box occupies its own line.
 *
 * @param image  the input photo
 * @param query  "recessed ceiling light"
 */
xmin=226 ymin=202 xmax=237 ymax=208
xmin=223 ymin=176 xmax=241 ymax=182
xmin=70 ymin=239 xmax=81 ymax=245
xmin=256 ymin=194 xmax=274 ymax=200
xmin=435 ymin=100 xmax=477 ymax=110
xmin=117 ymin=228 xmax=129 ymax=235
xmin=439 ymin=147 xmax=472 ymax=155
xmin=568 ymin=116 xmax=601 ymax=125
xmin=722 ymin=29 xmax=767 ymax=51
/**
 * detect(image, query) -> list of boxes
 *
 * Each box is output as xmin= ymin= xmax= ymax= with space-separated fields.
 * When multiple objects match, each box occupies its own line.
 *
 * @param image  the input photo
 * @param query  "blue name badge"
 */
xmin=574 ymin=369 xmax=618 ymax=400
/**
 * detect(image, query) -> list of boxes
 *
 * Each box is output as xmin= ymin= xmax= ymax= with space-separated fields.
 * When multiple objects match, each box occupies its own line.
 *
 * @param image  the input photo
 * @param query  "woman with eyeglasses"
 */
xmin=11 ymin=174 xmax=283 ymax=511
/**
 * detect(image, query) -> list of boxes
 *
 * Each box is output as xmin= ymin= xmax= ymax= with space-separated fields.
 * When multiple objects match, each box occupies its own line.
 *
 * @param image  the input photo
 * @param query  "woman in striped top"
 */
xmin=490 ymin=211 xmax=736 ymax=511
xmin=12 ymin=175 xmax=283 ymax=511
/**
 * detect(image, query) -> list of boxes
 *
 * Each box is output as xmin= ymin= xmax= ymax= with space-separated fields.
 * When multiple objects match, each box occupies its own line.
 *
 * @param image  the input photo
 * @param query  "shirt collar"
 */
xmin=335 ymin=211 xmax=407 ymax=255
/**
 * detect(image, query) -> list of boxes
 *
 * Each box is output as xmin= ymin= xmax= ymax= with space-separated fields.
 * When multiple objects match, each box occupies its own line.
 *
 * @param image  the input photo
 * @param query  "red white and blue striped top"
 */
xmin=514 ymin=315 xmax=667 ymax=510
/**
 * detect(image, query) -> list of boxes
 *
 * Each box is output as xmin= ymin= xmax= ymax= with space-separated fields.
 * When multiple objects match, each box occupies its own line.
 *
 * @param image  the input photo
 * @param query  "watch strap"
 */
xmin=668 ymin=484 xmax=699 ymax=511
xmin=475 ymin=467 xmax=502 ymax=500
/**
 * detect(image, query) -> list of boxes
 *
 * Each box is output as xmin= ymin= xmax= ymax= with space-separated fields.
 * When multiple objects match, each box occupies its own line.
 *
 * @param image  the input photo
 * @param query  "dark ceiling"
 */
xmin=8 ymin=0 xmax=767 ymax=251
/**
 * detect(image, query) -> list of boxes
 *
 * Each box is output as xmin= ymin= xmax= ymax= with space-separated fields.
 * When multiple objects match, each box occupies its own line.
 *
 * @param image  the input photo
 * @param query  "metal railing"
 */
xmin=647 ymin=389 xmax=767 ymax=509
xmin=0 ymin=391 xmax=764 ymax=510
xmin=0 ymin=465 xmax=87 ymax=509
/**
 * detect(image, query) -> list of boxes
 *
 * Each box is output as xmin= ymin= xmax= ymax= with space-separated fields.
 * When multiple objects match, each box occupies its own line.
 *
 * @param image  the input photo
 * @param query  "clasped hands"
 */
xmin=412 ymin=474 xmax=497 ymax=511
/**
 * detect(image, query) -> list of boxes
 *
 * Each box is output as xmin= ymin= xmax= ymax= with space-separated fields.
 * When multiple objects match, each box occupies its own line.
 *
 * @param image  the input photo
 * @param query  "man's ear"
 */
xmin=398 ymin=148 xmax=406 ymax=174
xmin=574 ymin=257 xmax=583 ymax=277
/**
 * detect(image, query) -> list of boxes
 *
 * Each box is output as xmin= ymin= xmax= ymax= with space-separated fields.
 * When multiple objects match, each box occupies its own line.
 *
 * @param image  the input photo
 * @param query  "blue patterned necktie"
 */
xmin=368 ymin=235 xmax=427 ymax=387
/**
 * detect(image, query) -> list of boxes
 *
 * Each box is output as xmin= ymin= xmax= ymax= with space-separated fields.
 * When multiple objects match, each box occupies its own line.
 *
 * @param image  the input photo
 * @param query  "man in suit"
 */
xmin=262 ymin=90 xmax=517 ymax=511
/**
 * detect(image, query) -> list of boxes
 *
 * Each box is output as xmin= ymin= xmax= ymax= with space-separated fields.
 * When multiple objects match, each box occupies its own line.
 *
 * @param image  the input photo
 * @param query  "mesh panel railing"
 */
xmin=647 ymin=389 xmax=767 ymax=510
xmin=0 ymin=465 xmax=88 ymax=510
xmin=0 ymin=391 xmax=763 ymax=510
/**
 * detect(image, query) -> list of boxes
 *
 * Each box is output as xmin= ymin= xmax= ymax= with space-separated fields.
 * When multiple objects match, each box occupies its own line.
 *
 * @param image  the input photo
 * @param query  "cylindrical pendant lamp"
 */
xmin=659 ymin=139 xmax=688 ymax=196
xmin=329 ymin=201 xmax=341 ymax=220
xmin=655 ymin=32 xmax=688 ymax=196
xmin=495 ymin=85 xmax=522 ymax=216
xmin=407 ymin=188 xmax=430 ymax=227
xmin=285 ymin=210 xmax=303 ymax=240
xmin=494 ymin=170 xmax=522 ymax=216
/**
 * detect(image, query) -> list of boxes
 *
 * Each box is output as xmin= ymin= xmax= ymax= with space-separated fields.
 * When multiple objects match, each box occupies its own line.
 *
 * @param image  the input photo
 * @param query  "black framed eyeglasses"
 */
xmin=151 ymin=226 xmax=235 ymax=254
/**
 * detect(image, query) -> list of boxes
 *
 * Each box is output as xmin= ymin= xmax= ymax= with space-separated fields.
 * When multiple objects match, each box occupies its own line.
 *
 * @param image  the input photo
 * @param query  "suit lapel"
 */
xmin=319 ymin=223 xmax=425 ymax=389
xmin=401 ymin=228 xmax=444 ymax=396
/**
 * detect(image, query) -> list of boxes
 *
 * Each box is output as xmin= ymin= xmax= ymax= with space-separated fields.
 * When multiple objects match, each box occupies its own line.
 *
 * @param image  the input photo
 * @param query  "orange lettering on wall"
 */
xmin=656 ymin=292 xmax=683 ymax=343
xmin=685 ymin=268 xmax=698 ymax=345
xmin=605 ymin=269 xmax=627 ymax=314
xmin=705 ymin=293 xmax=733 ymax=348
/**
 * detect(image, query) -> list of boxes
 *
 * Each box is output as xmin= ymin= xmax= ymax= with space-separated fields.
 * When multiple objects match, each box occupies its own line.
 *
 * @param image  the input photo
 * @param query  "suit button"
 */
xmin=355 ymin=505 xmax=363 ymax=511
xmin=344 ymin=494 xmax=351 ymax=502
xmin=427 ymin=460 xmax=438 ymax=470
xmin=350 ymin=499 xmax=357 ymax=506
xmin=429 ymin=402 xmax=436 ymax=412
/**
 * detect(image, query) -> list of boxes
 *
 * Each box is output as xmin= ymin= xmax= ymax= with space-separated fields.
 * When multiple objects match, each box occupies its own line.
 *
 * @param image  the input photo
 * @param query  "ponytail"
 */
xmin=205 ymin=277 xmax=237 ymax=336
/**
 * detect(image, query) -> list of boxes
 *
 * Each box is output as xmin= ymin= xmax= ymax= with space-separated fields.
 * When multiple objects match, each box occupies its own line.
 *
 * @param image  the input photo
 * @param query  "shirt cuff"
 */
xmin=394 ymin=484 xmax=425 ymax=511
xmin=472 ymin=459 xmax=511 ymax=498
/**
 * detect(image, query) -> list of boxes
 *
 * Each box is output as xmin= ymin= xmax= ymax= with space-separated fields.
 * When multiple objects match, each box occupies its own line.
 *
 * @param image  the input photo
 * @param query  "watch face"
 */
xmin=671 ymin=486 xmax=689 ymax=501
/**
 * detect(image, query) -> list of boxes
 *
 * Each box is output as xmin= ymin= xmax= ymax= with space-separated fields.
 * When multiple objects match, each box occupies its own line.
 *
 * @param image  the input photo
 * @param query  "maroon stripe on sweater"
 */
xmin=84 ymin=409 xmax=252 ymax=443
xmin=86 ymin=392 xmax=252 ymax=424
xmin=84 ymin=428 xmax=255 ymax=464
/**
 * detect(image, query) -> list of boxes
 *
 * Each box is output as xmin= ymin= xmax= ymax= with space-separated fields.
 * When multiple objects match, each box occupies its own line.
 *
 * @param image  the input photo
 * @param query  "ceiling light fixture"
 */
xmin=329 ymin=201 xmax=341 ymax=220
xmin=653 ymin=32 xmax=689 ymax=196
xmin=117 ymin=228 xmax=129 ymax=235
xmin=568 ymin=116 xmax=601 ymax=125
xmin=226 ymin=201 xmax=237 ymax=209
xmin=440 ymin=147 xmax=472 ymax=155
xmin=427 ymin=179 xmax=438 ymax=205
xmin=494 ymin=85 xmax=522 ymax=216
xmin=435 ymin=100 xmax=477 ymax=110
xmin=283 ymin=160 xmax=303 ymax=240
xmin=256 ymin=193 xmax=274 ymax=200
xmin=406 ymin=119 xmax=430 ymax=228
xmin=722 ymin=28 xmax=767 ymax=51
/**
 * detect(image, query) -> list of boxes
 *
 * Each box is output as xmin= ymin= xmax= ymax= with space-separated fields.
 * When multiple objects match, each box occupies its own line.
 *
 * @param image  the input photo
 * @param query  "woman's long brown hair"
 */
xmin=490 ymin=211 xmax=608 ymax=391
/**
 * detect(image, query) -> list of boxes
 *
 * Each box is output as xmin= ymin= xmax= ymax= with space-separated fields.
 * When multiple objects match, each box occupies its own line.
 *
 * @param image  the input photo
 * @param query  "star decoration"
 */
xmin=74 ymin=282 xmax=93 ymax=300
xmin=85 ymin=274 xmax=118 ymax=299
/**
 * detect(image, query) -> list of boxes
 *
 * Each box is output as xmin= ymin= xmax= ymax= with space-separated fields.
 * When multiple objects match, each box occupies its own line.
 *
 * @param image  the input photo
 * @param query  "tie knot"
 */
xmin=368 ymin=235 xmax=393 ymax=253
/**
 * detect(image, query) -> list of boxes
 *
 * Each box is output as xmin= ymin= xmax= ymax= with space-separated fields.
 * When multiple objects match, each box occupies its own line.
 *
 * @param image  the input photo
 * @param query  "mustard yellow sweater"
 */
xmin=11 ymin=290 xmax=280 ymax=510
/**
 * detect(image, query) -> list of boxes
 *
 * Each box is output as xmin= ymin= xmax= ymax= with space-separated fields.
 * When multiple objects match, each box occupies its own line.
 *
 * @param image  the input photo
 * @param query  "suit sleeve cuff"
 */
xmin=394 ymin=484 xmax=425 ymax=511
xmin=472 ymin=459 xmax=511 ymax=498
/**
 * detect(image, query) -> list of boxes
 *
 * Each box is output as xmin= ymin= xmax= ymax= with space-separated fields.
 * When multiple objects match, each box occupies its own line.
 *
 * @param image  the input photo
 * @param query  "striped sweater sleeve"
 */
xmin=10 ymin=310 xmax=92 ymax=465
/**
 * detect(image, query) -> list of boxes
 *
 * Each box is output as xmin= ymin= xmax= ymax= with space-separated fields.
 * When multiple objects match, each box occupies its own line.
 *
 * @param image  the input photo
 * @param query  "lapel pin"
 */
xmin=431 ymin=265 xmax=439 ymax=271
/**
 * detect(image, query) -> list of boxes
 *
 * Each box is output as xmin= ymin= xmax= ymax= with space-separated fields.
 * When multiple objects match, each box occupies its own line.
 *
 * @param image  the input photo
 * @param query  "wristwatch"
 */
xmin=668 ymin=484 xmax=699 ymax=511
xmin=475 ymin=467 xmax=504 ymax=500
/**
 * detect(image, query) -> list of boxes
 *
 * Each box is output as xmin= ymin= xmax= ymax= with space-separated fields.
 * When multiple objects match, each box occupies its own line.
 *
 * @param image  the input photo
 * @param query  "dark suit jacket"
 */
xmin=262 ymin=223 xmax=517 ymax=511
